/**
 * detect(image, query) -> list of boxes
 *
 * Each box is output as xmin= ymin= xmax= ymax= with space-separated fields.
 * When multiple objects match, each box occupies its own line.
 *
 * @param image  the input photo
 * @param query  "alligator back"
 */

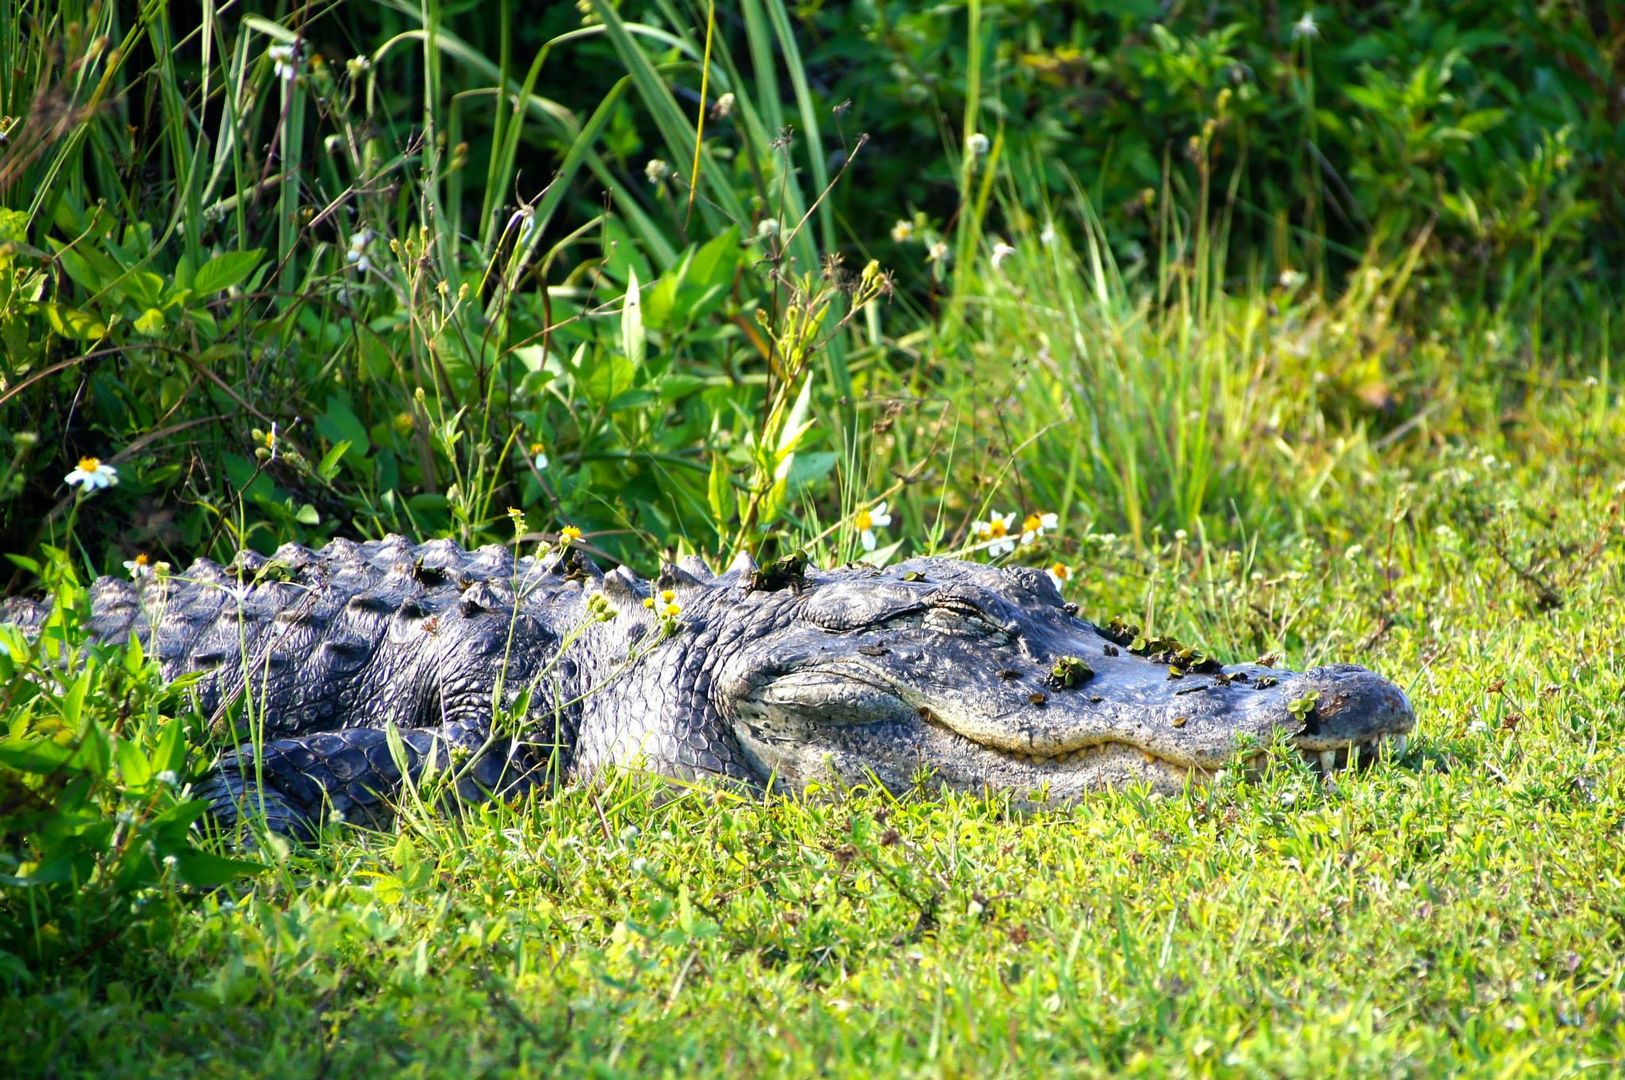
xmin=42 ymin=536 xmax=574 ymax=741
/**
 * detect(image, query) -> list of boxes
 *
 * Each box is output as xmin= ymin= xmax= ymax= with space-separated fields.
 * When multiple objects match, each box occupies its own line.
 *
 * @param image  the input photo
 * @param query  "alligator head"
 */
xmin=712 ymin=558 xmax=1415 ymax=800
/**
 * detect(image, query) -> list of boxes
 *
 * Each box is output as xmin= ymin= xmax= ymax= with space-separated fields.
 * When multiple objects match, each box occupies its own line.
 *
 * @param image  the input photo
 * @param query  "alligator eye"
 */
xmin=924 ymin=605 xmax=1009 ymax=642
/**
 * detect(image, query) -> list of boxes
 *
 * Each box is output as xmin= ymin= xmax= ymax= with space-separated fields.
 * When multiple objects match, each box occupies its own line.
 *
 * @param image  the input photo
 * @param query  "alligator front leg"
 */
xmin=196 ymin=724 xmax=548 ymax=840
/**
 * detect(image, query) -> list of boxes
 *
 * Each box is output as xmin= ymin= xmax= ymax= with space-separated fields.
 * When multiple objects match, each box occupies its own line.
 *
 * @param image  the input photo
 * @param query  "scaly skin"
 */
xmin=1 ymin=536 xmax=1416 ymax=836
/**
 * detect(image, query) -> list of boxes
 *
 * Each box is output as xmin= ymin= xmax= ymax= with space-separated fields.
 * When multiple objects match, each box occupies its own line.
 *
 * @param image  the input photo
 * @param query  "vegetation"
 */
xmin=2 ymin=1 xmax=1622 ymax=1074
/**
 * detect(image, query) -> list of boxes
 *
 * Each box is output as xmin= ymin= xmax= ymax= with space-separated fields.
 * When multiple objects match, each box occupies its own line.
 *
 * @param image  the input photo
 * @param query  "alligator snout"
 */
xmin=1270 ymin=663 xmax=1415 ymax=770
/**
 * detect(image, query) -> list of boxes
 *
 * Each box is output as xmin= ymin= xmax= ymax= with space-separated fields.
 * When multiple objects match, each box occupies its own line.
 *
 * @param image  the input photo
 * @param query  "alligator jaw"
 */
xmin=731 ymin=656 xmax=1417 ymax=800
xmin=916 ymin=704 xmax=1414 ymax=782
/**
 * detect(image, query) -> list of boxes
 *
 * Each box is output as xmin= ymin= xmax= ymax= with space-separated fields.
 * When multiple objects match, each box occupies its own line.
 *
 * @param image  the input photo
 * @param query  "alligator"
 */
xmin=1 ymin=536 xmax=1415 ymax=837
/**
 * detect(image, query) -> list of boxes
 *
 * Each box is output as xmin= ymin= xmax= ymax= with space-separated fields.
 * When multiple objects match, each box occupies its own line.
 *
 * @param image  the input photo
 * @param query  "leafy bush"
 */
xmin=0 ymin=549 xmax=258 ymax=980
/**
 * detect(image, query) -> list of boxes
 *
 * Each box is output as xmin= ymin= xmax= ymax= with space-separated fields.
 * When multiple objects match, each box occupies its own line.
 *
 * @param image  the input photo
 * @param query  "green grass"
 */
xmin=6 ymin=397 xmax=1625 ymax=1075
xmin=4 ymin=1 xmax=1625 ymax=1074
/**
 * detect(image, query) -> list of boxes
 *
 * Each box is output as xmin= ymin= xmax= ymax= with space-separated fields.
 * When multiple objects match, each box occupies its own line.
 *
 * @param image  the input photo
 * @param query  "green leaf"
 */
xmin=151 ymin=717 xmax=187 ymax=778
xmin=42 ymin=304 xmax=107 ymax=341
xmin=115 ymin=736 xmax=152 ymax=788
xmin=622 ymin=266 xmax=646 ymax=367
xmin=191 ymin=249 xmax=264 ymax=295
xmin=708 ymin=453 xmax=736 ymax=524
xmin=171 ymin=849 xmax=264 ymax=888
xmin=133 ymin=308 xmax=167 ymax=337
xmin=316 ymin=397 xmax=370 ymax=461
xmin=0 ymin=208 xmax=27 ymax=245
xmin=315 ymin=441 xmax=349 ymax=482
xmin=0 ymin=740 xmax=74 ymax=773
xmin=577 ymin=353 xmax=635 ymax=406
xmin=687 ymin=227 xmax=741 ymax=292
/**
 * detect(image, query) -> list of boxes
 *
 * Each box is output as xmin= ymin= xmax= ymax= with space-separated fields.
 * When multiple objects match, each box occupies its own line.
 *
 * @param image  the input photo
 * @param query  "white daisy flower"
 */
xmin=891 ymin=220 xmax=915 ymax=243
xmin=65 ymin=456 xmax=118 ymax=491
xmin=124 ymin=553 xmax=155 ymax=579
xmin=991 ymin=241 xmax=1016 ymax=270
xmin=855 ymin=501 xmax=893 ymax=552
xmin=927 ymin=241 xmax=950 ymax=264
xmin=268 ymin=43 xmax=299 ymax=81
xmin=1020 ymin=511 xmax=1059 ymax=546
xmin=1292 ymin=12 xmax=1319 ymax=40
xmin=973 ymin=511 xmax=1017 ymax=557
xmin=1046 ymin=562 xmax=1073 ymax=590
xmin=1039 ymin=222 xmax=1056 ymax=247
xmin=966 ymin=132 xmax=990 ymax=156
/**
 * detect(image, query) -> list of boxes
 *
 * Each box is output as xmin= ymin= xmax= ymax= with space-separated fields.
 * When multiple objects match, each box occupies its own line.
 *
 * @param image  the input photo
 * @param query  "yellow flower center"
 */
xmin=529 ymin=441 xmax=545 ymax=455
xmin=559 ymin=525 xmax=583 ymax=542
xmin=855 ymin=509 xmax=873 ymax=531
xmin=664 ymin=602 xmax=681 ymax=618
xmin=1050 ymin=562 xmax=1071 ymax=581
xmin=661 ymin=589 xmax=676 ymax=602
xmin=78 ymin=456 xmax=100 ymax=471
xmin=1023 ymin=514 xmax=1044 ymax=534
xmin=987 ymin=518 xmax=1008 ymax=538
xmin=134 ymin=553 xmax=150 ymax=567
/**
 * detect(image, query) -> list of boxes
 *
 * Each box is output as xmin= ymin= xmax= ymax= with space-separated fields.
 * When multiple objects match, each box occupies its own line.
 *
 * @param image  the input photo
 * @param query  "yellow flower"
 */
xmin=1020 ymin=511 xmax=1059 ymax=546
xmin=972 ymin=511 xmax=1017 ymax=556
xmin=643 ymin=597 xmax=656 ymax=609
xmin=660 ymin=588 xmax=676 ymax=602
xmin=1047 ymin=563 xmax=1073 ymax=589
xmin=664 ymin=602 xmax=681 ymax=618
xmin=506 ymin=507 xmax=527 ymax=533
xmin=559 ymin=525 xmax=583 ymax=545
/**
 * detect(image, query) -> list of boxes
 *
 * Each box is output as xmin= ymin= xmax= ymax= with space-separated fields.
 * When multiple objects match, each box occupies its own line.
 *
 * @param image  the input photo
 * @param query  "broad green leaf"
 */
xmin=316 ymin=397 xmax=370 ymax=460
xmin=0 ymin=208 xmax=26 ymax=244
xmin=115 ymin=736 xmax=152 ymax=788
xmin=0 ymin=740 xmax=74 ymax=773
xmin=171 ymin=849 xmax=265 ymax=888
xmin=151 ymin=717 xmax=186 ymax=778
xmin=687 ymin=227 xmax=741 ymax=291
xmin=133 ymin=308 xmax=166 ymax=336
xmin=192 ymin=249 xmax=264 ymax=295
xmin=643 ymin=266 xmax=682 ymax=331
xmin=42 ymin=304 xmax=107 ymax=340
xmin=578 ymin=353 xmax=636 ymax=405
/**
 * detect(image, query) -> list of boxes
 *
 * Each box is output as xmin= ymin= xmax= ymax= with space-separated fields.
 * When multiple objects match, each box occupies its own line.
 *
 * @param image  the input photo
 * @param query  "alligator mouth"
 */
xmin=916 ymin=706 xmax=1410 ymax=779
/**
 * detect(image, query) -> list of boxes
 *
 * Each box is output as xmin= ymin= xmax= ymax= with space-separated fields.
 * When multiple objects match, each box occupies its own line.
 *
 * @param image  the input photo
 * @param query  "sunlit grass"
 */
xmin=3 ymin=0 xmax=1624 ymax=1075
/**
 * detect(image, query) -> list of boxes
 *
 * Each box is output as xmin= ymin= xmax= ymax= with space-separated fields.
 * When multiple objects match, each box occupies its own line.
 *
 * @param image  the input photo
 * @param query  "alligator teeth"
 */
xmin=1318 ymin=750 xmax=1337 ymax=773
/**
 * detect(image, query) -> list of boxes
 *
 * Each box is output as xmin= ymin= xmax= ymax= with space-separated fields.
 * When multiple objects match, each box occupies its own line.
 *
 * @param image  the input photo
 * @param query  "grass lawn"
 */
xmin=3 ymin=1 xmax=1624 ymax=1074
xmin=6 ymin=373 xmax=1623 ymax=1077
